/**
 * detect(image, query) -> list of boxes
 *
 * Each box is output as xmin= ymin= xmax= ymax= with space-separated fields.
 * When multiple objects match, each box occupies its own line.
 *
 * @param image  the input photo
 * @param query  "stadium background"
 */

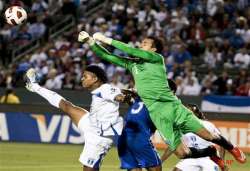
xmin=0 ymin=0 xmax=250 ymax=170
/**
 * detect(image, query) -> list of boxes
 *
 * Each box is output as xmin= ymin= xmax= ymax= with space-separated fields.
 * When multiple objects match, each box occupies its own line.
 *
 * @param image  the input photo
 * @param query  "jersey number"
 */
xmin=131 ymin=102 xmax=144 ymax=114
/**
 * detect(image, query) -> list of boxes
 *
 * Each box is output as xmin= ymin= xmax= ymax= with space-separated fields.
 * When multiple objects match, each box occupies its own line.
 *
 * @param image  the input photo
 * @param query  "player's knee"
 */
xmin=175 ymin=144 xmax=190 ymax=159
xmin=174 ymin=149 xmax=188 ymax=159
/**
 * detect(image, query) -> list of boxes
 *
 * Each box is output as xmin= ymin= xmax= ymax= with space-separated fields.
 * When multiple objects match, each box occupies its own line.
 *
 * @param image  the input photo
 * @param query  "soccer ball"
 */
xmin=4 ymin=6 xmax=27 ymax=25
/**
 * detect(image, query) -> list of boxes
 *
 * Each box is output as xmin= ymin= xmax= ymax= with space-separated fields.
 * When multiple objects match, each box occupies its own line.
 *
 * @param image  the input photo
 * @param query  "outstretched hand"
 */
xmin=78 ymin=31 xmax=95 ymax=45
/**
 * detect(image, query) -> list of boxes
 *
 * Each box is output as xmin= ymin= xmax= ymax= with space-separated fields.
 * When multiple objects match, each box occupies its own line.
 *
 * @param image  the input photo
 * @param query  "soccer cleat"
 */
xmin=25 ymin=68 xmax=39 ymax=92
xmin=229 ymin=147 xmax=246 ymax=163
xmin=210 ymin=156 xmax=227 ymax=171
xmin=25 ymin=68 xmax=38 ymax=84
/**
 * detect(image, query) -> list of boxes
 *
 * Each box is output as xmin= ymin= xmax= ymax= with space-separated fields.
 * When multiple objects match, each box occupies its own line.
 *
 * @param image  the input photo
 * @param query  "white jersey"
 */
xmin=182 ymin=120 xmax=221 ymax=149
xmin=88 ymin=83 xmax=123 ymax=136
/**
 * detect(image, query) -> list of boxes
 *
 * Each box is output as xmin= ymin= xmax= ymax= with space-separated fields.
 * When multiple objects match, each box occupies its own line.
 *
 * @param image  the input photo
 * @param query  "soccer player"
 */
xmin=117 ymin=79 xmax=176 ymax=171
xmin=25 ymin=66 xmax=124 ymax=171
xmin=77 ymin=31 xmax=246 ymax=163
xmin=118 ymin=88 xmax=161 ymax=171
xmin=162 ymin=104 xmax=228 ymax=171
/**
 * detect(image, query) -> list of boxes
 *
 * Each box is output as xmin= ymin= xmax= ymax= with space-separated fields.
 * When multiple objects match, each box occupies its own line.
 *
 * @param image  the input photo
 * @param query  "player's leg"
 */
xmin=180 ymin=105 xmax=246 ymax=163
xmin=124 ymin=131 xmax=162 ymax=171
xmin=25 ymin=68 xmax=88 ymax=126
xmin=128 ymin=169 xmax=142 ymax=171
xmin=170 ymin=105 xmax=219 ymax=159
xmin=146 ymin=166 xmax=162 ymax=171
xmin=147 ymin=102 xmax=176 ymax=151
xmin=117 ymin=132 xmax=141 ymax=171
xmin=83 ymin=166 xmax=98 ymax=171
xmin=79 ymin=132 xmax=113 ymax=171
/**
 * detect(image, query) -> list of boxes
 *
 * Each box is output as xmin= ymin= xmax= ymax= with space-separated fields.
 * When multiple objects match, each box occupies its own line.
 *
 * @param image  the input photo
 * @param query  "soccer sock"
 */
xmin=210 ymin=156 xmax=226 ymax=170
xmin=184 ymin=146 xmax=217 ymax=159
xmin=31 ymin=83 xmax=64 ymax=108
xmin=211 ymin=135 xmax=234 ymax=150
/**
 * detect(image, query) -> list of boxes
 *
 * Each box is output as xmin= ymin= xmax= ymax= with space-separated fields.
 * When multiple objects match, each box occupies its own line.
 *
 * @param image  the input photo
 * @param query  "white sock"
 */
xmin=32 ymin=83 xmax=64 ymax=108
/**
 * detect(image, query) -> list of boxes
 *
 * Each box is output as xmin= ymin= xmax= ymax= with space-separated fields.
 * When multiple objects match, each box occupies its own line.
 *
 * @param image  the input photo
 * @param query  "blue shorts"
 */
xmin=117 ymin=132 xmax=161 ymax=169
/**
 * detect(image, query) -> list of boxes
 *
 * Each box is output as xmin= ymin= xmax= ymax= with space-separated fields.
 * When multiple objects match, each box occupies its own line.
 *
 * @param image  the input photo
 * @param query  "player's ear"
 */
xmin=151 ymin=47 xmax=157 ymax=52
xmin=93 ymin=76 xmax=98 ymax=82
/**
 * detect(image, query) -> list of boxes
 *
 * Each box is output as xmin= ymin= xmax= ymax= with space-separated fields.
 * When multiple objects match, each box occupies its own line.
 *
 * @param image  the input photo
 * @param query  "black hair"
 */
xmin=85 ymin=65 xmax=108 ymax=83
xmin=148 ymin=36 xmax=163 ymax=54
xmin=3 ymin=88 xmax=13 ymax=103
xmin=186 ymin=103 xmax=206 ymax=120
xmin=167 ymin=79 xmax=177 ymax=93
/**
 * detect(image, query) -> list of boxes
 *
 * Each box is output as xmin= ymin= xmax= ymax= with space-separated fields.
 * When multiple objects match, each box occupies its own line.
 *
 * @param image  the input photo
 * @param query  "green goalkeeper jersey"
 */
xmin=90 ymin=40 xmax=180 ymax=107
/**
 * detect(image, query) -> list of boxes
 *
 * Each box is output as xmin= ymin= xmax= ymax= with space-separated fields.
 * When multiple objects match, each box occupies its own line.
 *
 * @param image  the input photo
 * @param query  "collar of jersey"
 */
xmin=91 ymin=83 xmax=107 ymax=94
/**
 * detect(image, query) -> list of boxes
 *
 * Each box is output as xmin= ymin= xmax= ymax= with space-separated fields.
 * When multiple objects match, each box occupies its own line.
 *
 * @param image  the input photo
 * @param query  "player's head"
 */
xmin=140 ymin=37 xmax=163 ymax=53
xmin=81 ymin=65 xmax=108 ymax=89
xmin=121 ymin=89 xmax=138 ymax=105
xmin=186 ymin=103 xmax=206 ymax=120
xmin=168 ymin=79 xmax=177 ymax=94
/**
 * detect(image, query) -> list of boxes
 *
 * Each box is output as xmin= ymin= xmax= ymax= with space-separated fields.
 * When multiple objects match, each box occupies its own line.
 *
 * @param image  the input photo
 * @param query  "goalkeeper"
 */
xmin=78 ymin=31 xmax=246 ymax=163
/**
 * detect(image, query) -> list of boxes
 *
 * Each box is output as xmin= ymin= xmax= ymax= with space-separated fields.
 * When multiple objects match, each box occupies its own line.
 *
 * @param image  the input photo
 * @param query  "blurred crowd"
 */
xmin=0 ymin=0 xmax=250 ymax=96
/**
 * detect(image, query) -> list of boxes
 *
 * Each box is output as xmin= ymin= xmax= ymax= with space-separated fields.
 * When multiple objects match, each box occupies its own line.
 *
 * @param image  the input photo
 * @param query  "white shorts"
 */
xmin=77 ymin=114 xmax=113 ymax=168
xmin=175 ymin=157 xmax=219 ymax=171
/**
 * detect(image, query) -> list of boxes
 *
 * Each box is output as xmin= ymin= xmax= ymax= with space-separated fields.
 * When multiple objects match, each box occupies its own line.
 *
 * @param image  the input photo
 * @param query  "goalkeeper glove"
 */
xmin=78 ymin=31 xmax=95 ymax=45
xmin=93 ymin=32 xmax=112 ymax=45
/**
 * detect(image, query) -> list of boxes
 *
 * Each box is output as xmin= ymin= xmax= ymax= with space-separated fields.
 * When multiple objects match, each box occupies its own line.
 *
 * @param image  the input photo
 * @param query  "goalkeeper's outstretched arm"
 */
xmin=78 ymin=31 xmax=132 ymax=69
xmin=90 ymin=43 xmax=131 ymax=69
xmin=93 ymin=32 xmax=162 ymax=62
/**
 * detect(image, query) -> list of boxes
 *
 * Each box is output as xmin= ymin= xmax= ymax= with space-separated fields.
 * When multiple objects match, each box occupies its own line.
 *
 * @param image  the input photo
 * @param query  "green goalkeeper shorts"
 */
xmin=148 ymin=101 xmax=204 ymax=151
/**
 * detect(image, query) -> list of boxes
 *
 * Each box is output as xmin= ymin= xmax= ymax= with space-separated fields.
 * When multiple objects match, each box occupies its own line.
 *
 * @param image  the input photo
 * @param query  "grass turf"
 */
xmin=0 ymin=142 xmax=249 ymax=171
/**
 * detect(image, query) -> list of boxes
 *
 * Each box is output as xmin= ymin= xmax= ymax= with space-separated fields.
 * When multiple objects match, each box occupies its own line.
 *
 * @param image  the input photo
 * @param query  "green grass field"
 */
xmin=0 ymin=142 xmax=249 ymax=171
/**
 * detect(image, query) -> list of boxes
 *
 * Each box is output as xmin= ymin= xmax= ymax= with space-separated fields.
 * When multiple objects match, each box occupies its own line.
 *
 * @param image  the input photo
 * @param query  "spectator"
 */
xmin=31 ymin=0 xmax=48 ymax=14
xmin=0 ymin=88 xmax=20 ymax=104
xmin=207 ymin=0 xmax=224 ymax=16
xmin=110 ymin=73 xmax=126 ymax=89
xmin=182 ymin=78 xmax=201 ymax=96
xmin=235 ymin=69 xmax=248 ymax=87
xmin=234 ymin=48 xmax=250 ymax=68
xmin=174 ymin=44 xmax=192 ymax=67
xmin=213 ymin=71 xmax=230 ymax=95
xmin=204 ymin=47 xmax=222 ymax=68
xmin=28 ymin=17 xmax=47 ymax=39
xmin=201 ymin=79 xmax=214 ymax=95
xmin=45 ymin=68 xmax=63 ymax=89
xmin=14 ymin=25 xmax=32 ymax=45
xmin=225 ymin=79 xmax=235 ymax=95
xmin=175 ymin=76 xmax=184 ymax=96
xmin=235 ymin=77 xmax=250 ymax=96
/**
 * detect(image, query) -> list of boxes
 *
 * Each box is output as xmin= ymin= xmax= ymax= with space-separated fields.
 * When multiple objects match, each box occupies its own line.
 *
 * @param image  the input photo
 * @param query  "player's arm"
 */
xmin=78 ymin=31 xmax=132 ymax=69
xmin=93 ymin=32 xmax=162 ymax=62
xmin=91 ymin=43 xmax=132 ymax=69
xmin=25 ymin=69 xmax=87 ymax=126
